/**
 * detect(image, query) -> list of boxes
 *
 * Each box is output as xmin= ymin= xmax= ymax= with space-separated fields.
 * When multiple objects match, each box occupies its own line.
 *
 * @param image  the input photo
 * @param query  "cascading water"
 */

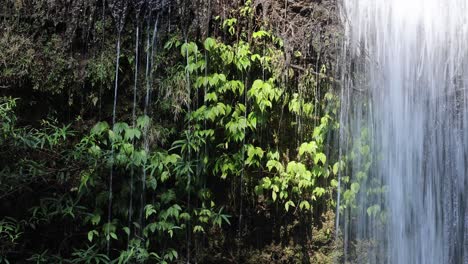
xmin=108 ymin=0 xmax=128 ymax=254
xmin=183 ymin=36 xmax=192 ymax=264
xmin=140 ymin=12 xmax=159 ymax=238
xmin=340 ymin=0 xmax=468 ymax=263
xmin=128 ymin=0 xmax=144 ymax=244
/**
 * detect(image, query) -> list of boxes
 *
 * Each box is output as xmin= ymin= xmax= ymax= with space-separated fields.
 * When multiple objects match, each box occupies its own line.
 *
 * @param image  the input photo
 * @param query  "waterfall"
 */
xmin=138 ymin=12 xmax=159 ymax=238
xmin=128 ymin=9 xmax=141 ymax=245
xmin=184 ymin=36 xmax=192 ymax=264
xmin=107 ymin=0 xmax=128 ymax=255
xmin=340 ymin=0 xmax=468 ymax=263
xmin=107 ymin=31 xmax=121 ymax=255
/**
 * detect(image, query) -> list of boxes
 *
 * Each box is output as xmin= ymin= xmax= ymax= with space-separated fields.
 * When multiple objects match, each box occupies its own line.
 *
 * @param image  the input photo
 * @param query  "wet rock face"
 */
xmin=3 ymin=0 xmax=340 ymax=62
xmin=1 ymin=1 xmax=98 ymax=44
xmin=109 ymin=0 xmax=128 ymax=32
xmin=179 ymin=0 xmax=341 ymax=74
xmin=0 ymin=0 xmax=341 ymax=103
xmin=252 ymin=0 xmax=341 ymax=68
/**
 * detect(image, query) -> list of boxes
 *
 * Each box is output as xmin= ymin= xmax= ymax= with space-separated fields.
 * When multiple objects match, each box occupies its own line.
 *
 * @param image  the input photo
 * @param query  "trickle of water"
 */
xmin=138 ymin=19 xmax=151 ymax=236
xmin=340 ymin=0 xmax=468 ymax=263
xmin=139 ymin=14 xmax=159 ymax=238
xmin=107 ymin=31 xmax=121 ymax=255
xmin=184 ymin=36 xmax=192 ymax=264
xmin=98 ymin=0 xmax=106 ymax=121
xmin=107 ymin=1 xmax=128 ymax=254
xmin=128 ymin=20 xmax=140 ymax=245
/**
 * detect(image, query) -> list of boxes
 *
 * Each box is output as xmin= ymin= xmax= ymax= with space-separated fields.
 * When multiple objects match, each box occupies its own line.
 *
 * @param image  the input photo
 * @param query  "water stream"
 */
xmin=140 ymin=13 xmax=159 ymax=239
xmin=108 ymin=0 xmax=128 ymax=254
xmin=340 ymin=0 xmax=468 ymax=263
xmin=128 ymin=3 xmax=142 ymax=244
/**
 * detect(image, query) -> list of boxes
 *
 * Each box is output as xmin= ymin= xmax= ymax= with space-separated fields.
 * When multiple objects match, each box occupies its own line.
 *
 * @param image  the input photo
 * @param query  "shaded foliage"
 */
xmin=0 ymin=1 xmax=341 ymax=263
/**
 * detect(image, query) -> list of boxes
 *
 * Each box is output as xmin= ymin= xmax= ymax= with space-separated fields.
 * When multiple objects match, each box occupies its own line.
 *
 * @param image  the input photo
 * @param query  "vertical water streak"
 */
xmin=98 ymin=0 xmax=106 ymax=121
xmin=128 ymin=20 xmax=140 ymax=246
xmin=128 ymin=0 xmax=146 ymax=245
xmin=139 ymin=17 xmax=151 ymax=236
xmin=139 ymin=13 xmax=159 ymax=238
xmin=340 ymin=0 xmax=468 ymax=263
xmin=184 ymin=36 xmax=192 ymax=264
xmin=203 ymin=50 xmax=208 ymax=189
xmin=107 ymin=1 xmax=128 ymax=254
xmin=107 ymin=31 xmax=121 ymax=256
xmin=237 ymin=71 xmax=247 ymax=261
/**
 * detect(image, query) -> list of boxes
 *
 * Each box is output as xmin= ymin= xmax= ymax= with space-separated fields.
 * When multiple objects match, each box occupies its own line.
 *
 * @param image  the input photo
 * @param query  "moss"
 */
xmin=0 ymin=28 xmax=35 ymax=86
xmin=246 ymin=243 xmax=304 ymax=264
xmin=85 ymin=47 xmax=116 ymax=90
xmin=310 ymin=211 xmax=343 ymax=264
xmin=30 ymin=34 xmax=78 ymax=94
xmin=0 ymin=28 xmax=78 ymax=95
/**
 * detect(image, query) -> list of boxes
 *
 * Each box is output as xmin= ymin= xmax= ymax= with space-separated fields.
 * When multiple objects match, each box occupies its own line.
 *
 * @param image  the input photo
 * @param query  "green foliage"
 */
xmin=256 ymin=113 xmax=338 ymax=213
xmin=162 ymin=21 xmax=342 ymax=255
xmin=0 ymin=217 xmax=22 ymax=261
xmin=0 ymin=6 xmax=341 ymax=262
xmin=0 ymin=29 xmax=35 ymax=84
xmin=249 ymin=79 xmax=282 ymax=113
xmin=70 ymin=245 xmax=110 ymax=264
xmin=31 ymin=35 xmax=78 ymax=93
xmin=340 ymin=124 xmax=387 ymax=228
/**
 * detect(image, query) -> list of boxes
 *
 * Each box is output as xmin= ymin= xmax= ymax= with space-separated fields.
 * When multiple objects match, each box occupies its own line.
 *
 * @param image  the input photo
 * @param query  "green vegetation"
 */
xmin=0 ymin=1 xmax=342 ymax=263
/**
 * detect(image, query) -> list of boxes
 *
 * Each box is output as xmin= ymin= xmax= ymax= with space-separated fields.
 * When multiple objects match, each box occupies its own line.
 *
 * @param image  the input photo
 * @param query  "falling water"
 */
xmin=108 ymin=0 xmax=128 ymax=254
xmin=340 ymin=0 xmax=468 ymax=263
xmin=138 ymin=16 xmax=151 ymax=236
xmin=98 ymin=0 xmax=106 ymax=121
xmin=128 ymin=0 xmax=143 ymax=244
xmin=184 ymin=36 xmax=192 ymax=264
xmin=138 ymin=12 xmax=159 ymax=239
xmin=107 ymin=30 xmax=120 ymax=256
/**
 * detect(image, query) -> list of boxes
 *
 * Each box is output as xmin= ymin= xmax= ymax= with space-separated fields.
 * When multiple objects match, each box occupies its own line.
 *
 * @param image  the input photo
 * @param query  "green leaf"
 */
xmin=298 ymin=141 xmax=318 ymax=157
xmin=204 ymin=37 xmax=216 ymax=51
xmin=193 ymin=225 xmax=205 ymax=233
xmin=87 ymin=230 xmax=97 ymax=242
xmin=279 ymin=191 xmax=287 ymax=200
xmin=266 ymin=160 xmax=284 ymax=172
xmin=179 ymin=212 xmax=191 ymax=221
xmin=137 ymin=115 xmax=150 ymax=129
xmin=333 ymin=162 xmax=340 ymax=175
xmin=331 ymin=179 xmax=339 ymax=187
xmin=285 ymin=200 xmax=295 ymax=212
xmin=252 ymin=30 xmax=270 ymax=39
xmin=124 ymin=127 xmax=142 ymax=141
xmin=91 ymin=122 xmax=109 ymax=135
xmin=221 ymin=214 xmax=231 ymax=225
xmin=172 ymin=250 xmax=179 ymax=259
xmin=113 ymin=122 xmax=129 ymax=135
xmin=314 ymin=152 xmax=327 ymax=164
xmin=367 ymin=205 xmax=381 ymax=217
xmin=181 ymin=42 xmax=189 ymax=57
xmin=254 ymin=186 xmax=263 ymax=195
xmin=205 ymin=92 xmax=218 ymax=102
xmin=313 ymin=187 xmax=326 ymax=197
xmin=299 ymin=200 xmax=311 ymax=211
xmin=251 ymin=54 xmax=261 ymax=61
xmin=145 ymin=204 xmax=157 ymax=219
xmin=110 ymin=232 xmax=118 ymax=240
xmin=91 ymin=214 xmax=101 ymax=226
xmin=351 ymin=182 xmax=360 ymax=193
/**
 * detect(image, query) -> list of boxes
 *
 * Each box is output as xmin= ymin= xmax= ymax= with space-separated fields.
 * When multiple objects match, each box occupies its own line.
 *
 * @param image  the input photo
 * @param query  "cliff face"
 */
xmin=0 ymin=1 xmax=342 ymax=263
xmin=1 ymin=0 xmax=340 ymax=97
